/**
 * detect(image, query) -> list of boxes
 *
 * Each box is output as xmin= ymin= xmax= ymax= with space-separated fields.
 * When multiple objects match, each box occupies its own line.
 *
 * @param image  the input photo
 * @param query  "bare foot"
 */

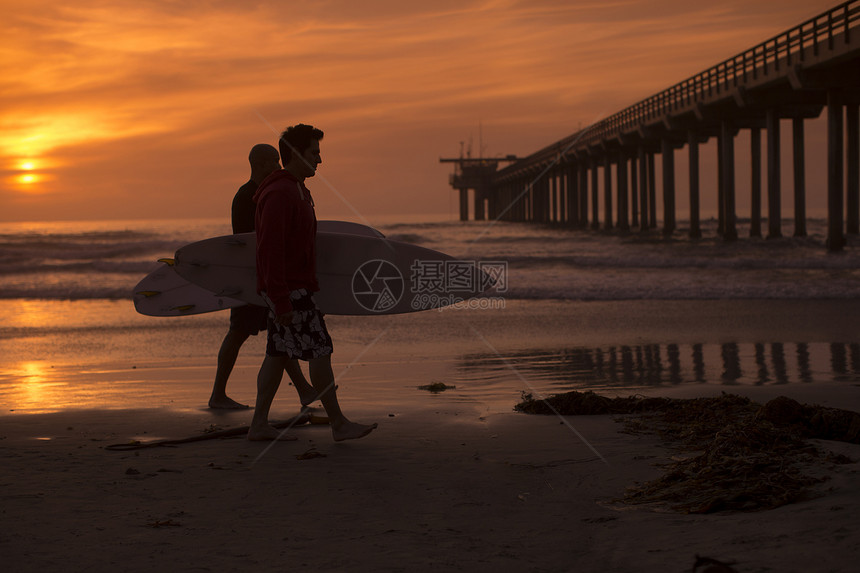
xmin=298 ymin=384 xmax=338 ymax=407
xmin=299 ymin=392 xmax=319 ymax=408
xmin=246 ymin=425 xmax=298 ymax=441
xmin=332 ymin=421 xmax=378 ymax=442
xmin=208 ymin=396 xmax=250 ymax=409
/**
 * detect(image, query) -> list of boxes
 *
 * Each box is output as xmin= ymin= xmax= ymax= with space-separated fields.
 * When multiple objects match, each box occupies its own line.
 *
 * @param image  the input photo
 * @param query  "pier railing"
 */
xmin=508 ymin=0 xmax=860 ymax=167
xmin=475 ymin=1 xmax=860 ymax=250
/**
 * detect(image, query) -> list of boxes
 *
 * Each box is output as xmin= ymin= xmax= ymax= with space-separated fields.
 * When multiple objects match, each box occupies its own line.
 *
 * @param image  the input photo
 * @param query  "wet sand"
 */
xmin=1 ymin=299 xmax=859 ymax=572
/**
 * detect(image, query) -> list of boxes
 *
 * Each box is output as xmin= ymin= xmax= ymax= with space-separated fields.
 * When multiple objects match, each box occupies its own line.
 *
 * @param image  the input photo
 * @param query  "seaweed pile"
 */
xmin=515 ymin=391 xmax=859 ymax=513
xmin=418 ymin=382 xmax=455 ymax=393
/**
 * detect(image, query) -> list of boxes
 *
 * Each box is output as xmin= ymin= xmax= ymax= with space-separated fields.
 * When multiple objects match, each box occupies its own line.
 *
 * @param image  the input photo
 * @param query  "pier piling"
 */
xmin=446 ymin=1 xmax=860 ymax=251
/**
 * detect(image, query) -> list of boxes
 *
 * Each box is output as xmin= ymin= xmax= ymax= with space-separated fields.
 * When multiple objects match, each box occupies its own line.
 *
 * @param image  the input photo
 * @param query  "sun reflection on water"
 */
xmin=0 ymin=360 xmax=65 ymax=412
xmin=0 ymin=361 xmax=63 ymax=413
xmin=20 ymin=361 xmax=47 ymax=383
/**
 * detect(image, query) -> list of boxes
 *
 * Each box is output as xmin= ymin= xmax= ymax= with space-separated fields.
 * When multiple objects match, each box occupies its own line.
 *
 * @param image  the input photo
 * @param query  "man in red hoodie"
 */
xmin=248 ymin=124 xmax=377 ymax=442
xmin=209 ymin=143 xmax=322 ymax=410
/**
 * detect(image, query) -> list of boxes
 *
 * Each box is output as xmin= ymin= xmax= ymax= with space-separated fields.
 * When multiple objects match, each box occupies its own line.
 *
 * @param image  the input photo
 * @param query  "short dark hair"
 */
xmin=278 ymin=124 xmax=324 ymax=165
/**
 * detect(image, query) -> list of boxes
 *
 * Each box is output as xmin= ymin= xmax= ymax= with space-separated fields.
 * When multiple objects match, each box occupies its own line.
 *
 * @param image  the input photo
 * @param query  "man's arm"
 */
xmin=232 ymin=183 xmax=256 ymax=234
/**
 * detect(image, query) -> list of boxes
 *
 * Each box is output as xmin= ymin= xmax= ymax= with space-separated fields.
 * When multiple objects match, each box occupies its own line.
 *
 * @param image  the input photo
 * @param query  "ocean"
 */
xmin=2 ymin=216 xmax=859 ymax=301
xmin=1 ymin=217 xmax=859 ymax=414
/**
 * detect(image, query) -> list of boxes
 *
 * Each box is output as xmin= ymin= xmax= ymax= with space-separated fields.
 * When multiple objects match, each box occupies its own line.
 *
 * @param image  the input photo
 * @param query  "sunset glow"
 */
xmin=0 ymin=0 xmax=837 ymax=222
xmin=6 ymin=361 xmax=52 ymax=412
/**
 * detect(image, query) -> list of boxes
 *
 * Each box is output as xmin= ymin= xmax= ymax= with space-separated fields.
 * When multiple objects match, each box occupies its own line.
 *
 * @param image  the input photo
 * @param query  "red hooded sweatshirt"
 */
xmin=253 ymin=170 xmax=319 ymax=315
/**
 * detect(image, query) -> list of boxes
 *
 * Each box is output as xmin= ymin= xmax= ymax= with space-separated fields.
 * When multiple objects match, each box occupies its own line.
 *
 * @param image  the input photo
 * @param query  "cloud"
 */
xmin=0 ymin=0 xmax=838 ymax=221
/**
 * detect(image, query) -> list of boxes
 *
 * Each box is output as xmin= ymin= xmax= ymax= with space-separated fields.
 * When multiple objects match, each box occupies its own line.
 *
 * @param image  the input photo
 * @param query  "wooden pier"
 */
xmin=440 ymin=155 xmax=519 ymax=221
xmin=443 ymin=1 xmax=860 ymax=250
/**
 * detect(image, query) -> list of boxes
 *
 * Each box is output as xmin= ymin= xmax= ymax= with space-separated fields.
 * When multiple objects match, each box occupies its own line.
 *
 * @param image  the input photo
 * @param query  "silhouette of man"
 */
xmin=209 ymin=143 xmax=321 ymax=410
xmin=248 ymin=124 xmax=376 ymax=441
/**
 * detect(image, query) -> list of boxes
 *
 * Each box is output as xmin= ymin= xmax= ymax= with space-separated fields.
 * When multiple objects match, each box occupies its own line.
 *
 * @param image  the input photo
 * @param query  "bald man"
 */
xmin=209 ymin=144 xmax=321 ymax=409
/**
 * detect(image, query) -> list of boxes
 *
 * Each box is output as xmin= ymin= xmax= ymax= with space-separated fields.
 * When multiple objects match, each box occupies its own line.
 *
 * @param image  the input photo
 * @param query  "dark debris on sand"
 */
xmin=515 ymin=391 xmax=860 ymax=513
xmin=418 ymin=382 xmax=455 ymax=393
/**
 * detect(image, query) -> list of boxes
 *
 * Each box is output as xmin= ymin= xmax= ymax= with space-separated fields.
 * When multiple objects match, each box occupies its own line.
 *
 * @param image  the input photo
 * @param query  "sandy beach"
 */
xmin=2 ymin=299 xmax=859 ymax=572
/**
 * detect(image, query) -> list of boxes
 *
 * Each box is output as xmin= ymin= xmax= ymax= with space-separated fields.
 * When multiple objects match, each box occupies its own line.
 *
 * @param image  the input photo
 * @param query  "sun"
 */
xmin=8 ymin=158 xmax=49 ymax=190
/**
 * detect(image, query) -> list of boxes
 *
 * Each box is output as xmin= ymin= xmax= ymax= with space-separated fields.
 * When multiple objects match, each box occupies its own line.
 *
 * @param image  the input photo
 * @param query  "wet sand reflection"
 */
xmin=457 ymin=342 xmax=860 ymax=392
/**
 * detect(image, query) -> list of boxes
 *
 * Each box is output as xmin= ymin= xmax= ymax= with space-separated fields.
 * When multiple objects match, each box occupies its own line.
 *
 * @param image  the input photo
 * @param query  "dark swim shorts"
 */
xmin=229 ymin=304 xmax=269 ymax=336
xmin=262 ymin=289 xmax=333 ymax=360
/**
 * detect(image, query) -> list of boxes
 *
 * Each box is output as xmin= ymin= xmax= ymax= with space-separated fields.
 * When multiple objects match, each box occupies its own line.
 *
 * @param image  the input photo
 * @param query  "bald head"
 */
xmin=248 ymin=144 xmax=281 ymax=183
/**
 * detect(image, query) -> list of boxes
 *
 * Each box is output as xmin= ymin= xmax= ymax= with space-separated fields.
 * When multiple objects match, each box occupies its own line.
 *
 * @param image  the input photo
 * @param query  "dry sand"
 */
xmin=2 ymin=388 xmax=858 ymax=572
xmin=2 ymin=300 xmax=859 ymax=572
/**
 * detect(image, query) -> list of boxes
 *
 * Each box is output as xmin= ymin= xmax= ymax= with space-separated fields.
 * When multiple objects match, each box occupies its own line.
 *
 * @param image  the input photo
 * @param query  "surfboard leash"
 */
xmin=103 ymin=413 xmax=329 ymax=451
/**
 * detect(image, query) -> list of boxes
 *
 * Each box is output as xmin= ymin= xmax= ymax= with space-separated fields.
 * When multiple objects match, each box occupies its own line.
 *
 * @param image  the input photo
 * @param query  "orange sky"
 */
xmin=0 ymin=0 xmax=838 ymax=223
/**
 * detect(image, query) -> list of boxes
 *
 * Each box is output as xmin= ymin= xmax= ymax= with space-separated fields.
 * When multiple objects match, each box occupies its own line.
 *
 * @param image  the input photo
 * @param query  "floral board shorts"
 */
xmin=261 ymin=289 xmax=333 ymax=360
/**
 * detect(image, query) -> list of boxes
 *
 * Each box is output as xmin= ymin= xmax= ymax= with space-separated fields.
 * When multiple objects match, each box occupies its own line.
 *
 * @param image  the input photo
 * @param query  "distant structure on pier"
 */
xmin=439 ymin=152 xmax=518 ymax=220
xmin=442 ymin=1 xmax=860 ymax=251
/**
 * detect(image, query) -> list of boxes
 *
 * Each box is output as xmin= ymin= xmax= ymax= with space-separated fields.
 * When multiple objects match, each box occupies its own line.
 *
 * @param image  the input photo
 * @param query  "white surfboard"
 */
xmin=173 ymin=231 xmax=494 ymax=316
xmin=133 ymin=258 xmax=247 ymax=317
xmin=133 ymin=221 xmax=385 ymax=317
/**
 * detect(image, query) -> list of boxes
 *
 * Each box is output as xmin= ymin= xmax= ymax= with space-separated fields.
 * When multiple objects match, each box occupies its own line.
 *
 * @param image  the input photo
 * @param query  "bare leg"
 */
xmin=247 ymin=355 xmax=296 ymax=441
xmin=284 ymin=360 xmax=322 ymax=406
xmin=209 ymin=329 xmax=251 ymax=409
xmin=308 ymin=355 xmax=376 ymax=441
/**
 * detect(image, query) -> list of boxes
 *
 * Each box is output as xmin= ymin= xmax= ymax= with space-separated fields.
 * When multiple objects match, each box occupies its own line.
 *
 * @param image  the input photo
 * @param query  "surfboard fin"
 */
xmin=136 ymin=290 xmax=161 ymax=298
xmin=157 ymin=258 xmax=175 ymax=266
xmin=171 ymin=304 xmax=196 ymax=312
